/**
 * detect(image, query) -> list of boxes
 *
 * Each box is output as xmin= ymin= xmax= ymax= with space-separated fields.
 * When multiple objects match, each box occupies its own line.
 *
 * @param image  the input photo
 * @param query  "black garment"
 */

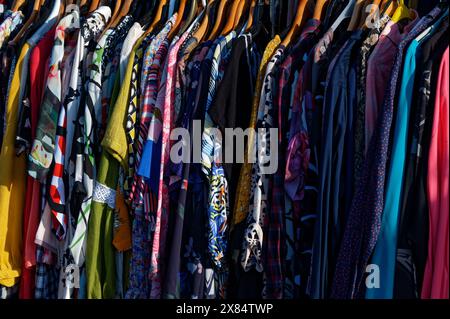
xmin=307 ymin=24 xmax=355 ymax=299
xmin=395 ymin=20 xmax=449 ymax=299
xmin=209 ymin=36 xmax=252 ymax=204
xmin=209 ymin=35 xmax=264 ymax=300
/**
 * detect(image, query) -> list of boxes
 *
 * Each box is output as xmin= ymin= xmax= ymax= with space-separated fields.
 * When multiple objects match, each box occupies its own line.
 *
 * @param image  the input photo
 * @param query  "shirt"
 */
xmin=0 ymin=39 xmax=28 ymax=288
xmin=241 ymin=44 xmax=284 ymax=273
xmin=149 ymin=30 xmax=191 ymax=299
xmin=28 ymin=10 xmax=81 ymax=181
xmin=129 ymin=14 xmax=176 ymax=209
xmin=365 ymin=12 xmax=419 ymax=153
xmin=311 ymin=29 xmax=364 ymax=299
xmin=422 ymin=46 xmax=449 ymax=300
xmin=354 ymin=14 xmax=390 ymax=184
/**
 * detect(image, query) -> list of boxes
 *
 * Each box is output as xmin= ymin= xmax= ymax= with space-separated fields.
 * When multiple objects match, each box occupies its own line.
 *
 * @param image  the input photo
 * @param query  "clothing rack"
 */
xmin=0 ymin=0 xmax=448 ymax=300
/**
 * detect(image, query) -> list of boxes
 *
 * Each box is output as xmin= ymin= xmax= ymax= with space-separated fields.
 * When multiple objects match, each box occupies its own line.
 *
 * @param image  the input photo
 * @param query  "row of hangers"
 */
xmin=7 ymin=0 xmax=270 ymax=49
xmin=283 ymin=0 xmax=416 ymax=47
xmin=5 ymin=0 xmax=431 ymax=54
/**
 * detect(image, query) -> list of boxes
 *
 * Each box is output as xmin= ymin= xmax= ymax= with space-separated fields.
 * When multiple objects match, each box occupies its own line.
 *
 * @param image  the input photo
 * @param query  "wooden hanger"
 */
xmin=244 ymin=0 xmax=257 ymax=32
xmin=232 ymin=0 xmax=249 ymax=29
xmin=313 ymin=0 xmax=329 ymax=21
xmin=192 ymin=0 xmax=214 ymax=42
xmin=79 ymin=0 xmax=90 ymax=11
xmin=380 ymin=0 xmax=398 ymax=17
xmin=11 ymin=0 xmax=28 ymax=11
xmin=167 ymin=0 xmax=188 ymax=40
xmin=110 ymin=0 xmax=133 ymax=28
xmin=372 ymin=0 xmax=382 ymax=8
xmin=347 ymin=0 xmax=366 ymax=31
xmin=58 ymin=0 xmax=65 ymax=17
xmin=207 ymin=0 xmax=230 ymax=40
xmin=281 ymin=0 xmax=308 ymax=47
xmin=9 ymin=0 xmax=42 ymax=45
xmin=180 ymin=0 xmax=200 ymax=35
xmin=105 ymin=0 xmax=122 ymax=27
xmin=220 ymin=0 xmax=240 ymax=35
xmin=88 ymin=0 xmax=100 ymax=13
xmin=146 ymin=0 xmax=168 ymax=34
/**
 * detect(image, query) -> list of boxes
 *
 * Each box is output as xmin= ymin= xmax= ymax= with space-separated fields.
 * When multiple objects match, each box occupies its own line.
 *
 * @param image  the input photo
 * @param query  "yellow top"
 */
xmin=0 ymin=43 xmax=30 ymax=287
xmin=102 ymin=37 xmax=145 ymax=167
xmin=232 ymin=35 xmax=281 ymax=228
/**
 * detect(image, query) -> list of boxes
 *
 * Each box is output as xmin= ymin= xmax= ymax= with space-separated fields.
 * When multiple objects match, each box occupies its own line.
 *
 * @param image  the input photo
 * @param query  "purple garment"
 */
xmin=331 ymin=8 xmax=441 ymax=300
xmin=365 ymin=11 xmax=419 ymax=153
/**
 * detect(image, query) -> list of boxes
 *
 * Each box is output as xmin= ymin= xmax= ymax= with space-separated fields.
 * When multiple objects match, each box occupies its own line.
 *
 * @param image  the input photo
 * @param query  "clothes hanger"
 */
xmin=58 ymin=0 xmax=65 ymax=17
xmin=244 ymin=0 xmax=257 ymax=32
xmin=391 ymin=0 xmax=412 ymax=22
xmin=220 ymin=0 xmax=240 ymax=35
xmin=313 ymin=0 xmax=329 ymax=21
xmin=204 ymin=0 xmax=220 ymax=36
xmin=167 ymin=0 xmax=188 ymax=40
xmin=235 ymin=0 xmax=253 ymax=33
xmin=381 ymin=0 xmax=398 ymax=17
xmin=346 ymin=0 xmax=366 ymax=31
xmin=330 ymin=0 xmax=356 ymax=32
xmin=146 ymin=0 xmax=168 ymax=34
xmin=232 ymin=0 xmax=250 ymax=30
xmin=88 ymin=0 xmax=100 ymax=12
xmin=280 ymin=0 xmax=308 ymax=47
xmin=191 ymin=0 xmax=210 ymax=41
xmin=248 ymin=0 xmax=265 ymax=37
xmin=105 ymin=0 xmax=122 ymax=26
xmin=11 ymin=0 xmax=28 ymax=11
xmin=110 ymin=0 xmax=133 ymax=28
xmin=9 ymin=0 xmax=42 ymax=46
xmin=179 ymin=0 xmax=199 ymax=35
xmin=207 ymin=0 xmax=230 ymax=40
xmin=79 ymin=0 xmax=90 ymax=11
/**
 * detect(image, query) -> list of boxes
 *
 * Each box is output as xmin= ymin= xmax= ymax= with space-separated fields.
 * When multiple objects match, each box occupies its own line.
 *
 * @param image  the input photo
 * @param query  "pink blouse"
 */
xmin=422 ymin=47 xmax=449 ymax=300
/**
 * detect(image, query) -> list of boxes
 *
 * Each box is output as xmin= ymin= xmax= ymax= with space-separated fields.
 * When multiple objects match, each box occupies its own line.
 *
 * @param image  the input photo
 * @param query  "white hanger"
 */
xmin=330 ymin=0 xmax=356 ymax=32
